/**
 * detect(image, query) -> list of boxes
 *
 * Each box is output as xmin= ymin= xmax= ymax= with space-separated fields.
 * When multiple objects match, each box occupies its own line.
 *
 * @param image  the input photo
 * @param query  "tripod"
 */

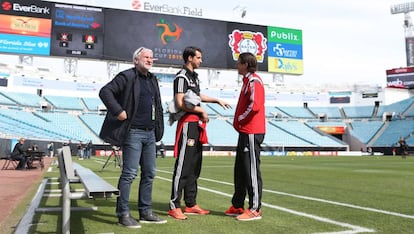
xmin=101 ymin=146 xmax=123 ymax=171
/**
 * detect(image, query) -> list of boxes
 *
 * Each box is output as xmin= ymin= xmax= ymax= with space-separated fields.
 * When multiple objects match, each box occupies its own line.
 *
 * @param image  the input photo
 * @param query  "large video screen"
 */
xmin=49 ymin=3 xmax=104 ymax=59
xmin=103 ymin=8 xmax=229 ymax=68
xmin=0 ymin=0 xmax=303 ymax=74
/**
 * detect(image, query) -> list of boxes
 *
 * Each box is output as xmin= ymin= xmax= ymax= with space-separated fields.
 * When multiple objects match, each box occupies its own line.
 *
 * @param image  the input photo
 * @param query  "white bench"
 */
xmin=59 ymin=145 xmax=119 ymax=233
xmin=15 ymin=146 xmax=119 ymax=234
xmin=72 ymin=163 xmax=119 ymax=198
xmin=48 ymin=146 xmax=119 ymax=234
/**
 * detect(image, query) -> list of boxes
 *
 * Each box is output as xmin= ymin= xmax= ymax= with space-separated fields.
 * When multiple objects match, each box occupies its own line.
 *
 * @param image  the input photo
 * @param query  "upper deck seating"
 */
xmin=82 ymin=97 xmax=104 ymax=111
xmin=373 ymin=119 xmax=414 ymax=147
xmin=308 ymin=106 xmax=342 ymax=119
xmin=265 ymin=121 xmax=314 ymax=147
xmin=377 ymin=97 xmax=414 ymax=117
xmin=350 ymin=121 xmax=384 ymax=144
xmin=342 ymin=106 xmax=374 ymax=118
xmin=270 ymin=120 xmax=346 ymax=147
xmin=0 ymin=91 xmax=43 ymax=107
xmin=44 ymin=95 xmax=84 ymax=110
xmin=275 ymin=106 xmax=315 ymax=118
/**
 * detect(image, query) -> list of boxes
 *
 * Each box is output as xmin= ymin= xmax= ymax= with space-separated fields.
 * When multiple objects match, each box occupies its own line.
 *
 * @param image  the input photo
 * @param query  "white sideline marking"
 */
xmin=156 ymin=175 xmax=374 ymax=234
xmin=94 ymin=158 xmax=107 ymax=164
xmin=262 ymin=189 xmax=414 ymax=220
xmin=180 ymin=172 xmax=414 ymax=220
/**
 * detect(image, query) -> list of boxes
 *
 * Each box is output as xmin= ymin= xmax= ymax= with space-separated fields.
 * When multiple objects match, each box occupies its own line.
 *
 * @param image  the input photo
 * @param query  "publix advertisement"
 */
xmin=267 ymin=26 xmax=303 ymax=75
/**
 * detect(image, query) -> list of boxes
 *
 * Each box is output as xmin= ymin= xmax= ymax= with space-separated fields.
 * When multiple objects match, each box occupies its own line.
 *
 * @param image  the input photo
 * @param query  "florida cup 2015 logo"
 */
xmin=228 ymin=30 xmax=267 ymax=62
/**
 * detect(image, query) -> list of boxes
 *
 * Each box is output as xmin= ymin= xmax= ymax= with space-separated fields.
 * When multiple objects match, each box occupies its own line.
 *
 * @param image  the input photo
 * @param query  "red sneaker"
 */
xmin=225 ymin=205 xmax=244 ymax=216
xmin=168 ymin=208 xmax=187 ymax=220
xmin=236 ymin=209 xmax=262 ymax=221
xmin=184 ymin=204 xmax=210 ymax=215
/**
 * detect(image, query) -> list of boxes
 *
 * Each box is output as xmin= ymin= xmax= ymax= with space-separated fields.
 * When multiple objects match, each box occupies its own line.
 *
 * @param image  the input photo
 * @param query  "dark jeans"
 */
xmin=116 ymin=128 xmax=156 ymax=217
xmin=11 ymin=154 xmax=27 ymax=169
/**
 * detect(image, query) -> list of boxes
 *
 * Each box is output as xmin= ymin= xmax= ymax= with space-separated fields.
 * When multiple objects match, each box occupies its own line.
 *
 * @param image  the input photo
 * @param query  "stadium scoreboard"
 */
xmin=0 ymin=0 xmax=303 ymax=75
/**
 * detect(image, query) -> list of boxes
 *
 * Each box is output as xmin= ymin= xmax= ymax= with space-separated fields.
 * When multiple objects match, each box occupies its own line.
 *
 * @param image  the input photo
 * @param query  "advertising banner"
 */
xmin=386 ymin=67 xmax=414 ymax=89
xmin=406 ymin=37 xmax=414 ymax=66
xmin=0 ymin=14 xmax=52 ymax=37
xmin=0 ymin=0 xmax=52 ymax=19
xmin=0 ymin=33 xmax=50 ymax=55
xmin=316 ymin=126 xmax=345 ymax=134
xmin=12 ymin=75 xmax=103 ymax=91
xmin=0 ymin=0 xmax=52 ymax=55
xmin=267 ymin=26 xmax=303 ymax=75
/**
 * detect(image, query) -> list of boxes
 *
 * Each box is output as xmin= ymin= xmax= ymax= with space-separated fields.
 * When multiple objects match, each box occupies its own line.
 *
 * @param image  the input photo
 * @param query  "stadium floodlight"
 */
xmin=233 ymin=5 xmax=247 ymax=19
xmin=391 ymin=2 xmax=414 ymax=14
xmin=391 ymin=2 xmax=414 ymax=66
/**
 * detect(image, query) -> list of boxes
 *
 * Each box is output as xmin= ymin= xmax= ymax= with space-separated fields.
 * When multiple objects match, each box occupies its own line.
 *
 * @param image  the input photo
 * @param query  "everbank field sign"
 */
xmin=131 ymin=0 xmax=202 ymax=17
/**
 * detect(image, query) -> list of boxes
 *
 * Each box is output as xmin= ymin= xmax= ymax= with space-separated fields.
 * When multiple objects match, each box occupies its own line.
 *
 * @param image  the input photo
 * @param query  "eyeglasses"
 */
xmin=136 ymin=47 xmax=144 ymax=55
xmin=134 ymin=47 xmax=157 ymax=61
xmin=133 ymin=47 xmax=146 ymax=61
xmin=136 ymin=47 xmax=147 ymax=57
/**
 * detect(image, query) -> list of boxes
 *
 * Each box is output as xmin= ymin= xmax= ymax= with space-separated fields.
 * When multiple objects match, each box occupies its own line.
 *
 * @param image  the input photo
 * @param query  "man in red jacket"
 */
xmin=225 ymin=52 xmax=266 ymax=221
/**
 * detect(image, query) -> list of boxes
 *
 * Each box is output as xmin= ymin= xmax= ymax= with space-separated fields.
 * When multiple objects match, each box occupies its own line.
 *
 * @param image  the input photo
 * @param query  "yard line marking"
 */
xmin=262 ymin=189 xmax=414 ymax=220
xmin=156 ymin=175 xmax=374 ymax=234
xmin=158 ymin=170 xmax=414 ymax=220
xmin=93 ymin=158 xmax=108 ymax=164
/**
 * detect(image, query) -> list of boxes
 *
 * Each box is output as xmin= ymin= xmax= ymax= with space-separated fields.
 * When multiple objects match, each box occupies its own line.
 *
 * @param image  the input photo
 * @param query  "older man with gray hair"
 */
xmin=99 ymin=46 xmax=165 ymax=228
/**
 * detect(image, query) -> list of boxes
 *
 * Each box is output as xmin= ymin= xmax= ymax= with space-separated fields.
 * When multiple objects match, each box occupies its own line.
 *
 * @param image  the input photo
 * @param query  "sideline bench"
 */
xmin=24 ymin=146 xmax=118 ymax=234
xmin=58 ymin=145 xmax=119 ymax=234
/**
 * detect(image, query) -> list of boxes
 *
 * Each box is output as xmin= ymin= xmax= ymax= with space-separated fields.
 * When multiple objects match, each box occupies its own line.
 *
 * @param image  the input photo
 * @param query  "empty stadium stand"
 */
xmin=1 ymin=59 xmax=414 ymax=156
xmin=1 ymin=89 xmax=414 ymax=155
xmin=43 ymin=95 xmax=84 ymax=110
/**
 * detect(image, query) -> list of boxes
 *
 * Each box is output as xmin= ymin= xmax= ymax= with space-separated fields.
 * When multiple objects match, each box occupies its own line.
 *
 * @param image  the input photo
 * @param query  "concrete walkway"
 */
xmin=0 ymin=157 xmax=53 ymax=233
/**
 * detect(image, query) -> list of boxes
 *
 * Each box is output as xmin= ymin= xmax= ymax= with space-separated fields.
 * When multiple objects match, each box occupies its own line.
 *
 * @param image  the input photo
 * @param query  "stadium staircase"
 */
xmin=339 ymin=107 xmax=346 ymax=119
xmin=367 ymin=121 xmax=389 ymax=146
xmin=372 ymin=104 xmax=379 ymax=118
xmin=402 ymin=100 xmax=414 ymax=116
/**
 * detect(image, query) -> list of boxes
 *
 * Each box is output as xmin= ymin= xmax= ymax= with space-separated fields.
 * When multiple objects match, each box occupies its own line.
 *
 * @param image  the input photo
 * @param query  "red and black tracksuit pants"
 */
xmin=170 ymin=121 xmax=202 ymax=209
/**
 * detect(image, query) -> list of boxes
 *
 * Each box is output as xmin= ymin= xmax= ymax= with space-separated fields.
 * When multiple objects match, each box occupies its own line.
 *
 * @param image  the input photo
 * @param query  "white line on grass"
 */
xmin=262 ymin=189 xmax=414 ymax=220
xmin=159 ymin=170 xmax=414 ymax=220
xmin=156 ymin=174 xmax=374 ymax=234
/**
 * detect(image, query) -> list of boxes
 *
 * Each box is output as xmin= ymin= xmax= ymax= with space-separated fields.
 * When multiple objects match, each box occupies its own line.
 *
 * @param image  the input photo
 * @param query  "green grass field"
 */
xmin=22 ymin=155 xmax=414 ymax=233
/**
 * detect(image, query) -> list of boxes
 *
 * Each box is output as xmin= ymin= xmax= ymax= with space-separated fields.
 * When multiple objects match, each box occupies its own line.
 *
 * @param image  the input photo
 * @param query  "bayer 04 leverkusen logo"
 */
xmin=228 ymin=29 xmax=267 ymax=62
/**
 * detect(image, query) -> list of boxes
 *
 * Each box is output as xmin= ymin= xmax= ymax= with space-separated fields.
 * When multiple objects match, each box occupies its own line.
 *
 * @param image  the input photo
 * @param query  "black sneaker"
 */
xmin=118 ymin=214 xmax=141 ymax=228
xmin=139 ymin=212 xmax=167 ymax=224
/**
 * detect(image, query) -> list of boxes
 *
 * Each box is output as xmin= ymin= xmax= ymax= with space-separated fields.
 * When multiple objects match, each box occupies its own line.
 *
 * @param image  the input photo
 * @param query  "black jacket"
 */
xmin=99 ymin=67 xmax=164 ymax=146
xmin=12 ymin=142 xmax=25 ymax=157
